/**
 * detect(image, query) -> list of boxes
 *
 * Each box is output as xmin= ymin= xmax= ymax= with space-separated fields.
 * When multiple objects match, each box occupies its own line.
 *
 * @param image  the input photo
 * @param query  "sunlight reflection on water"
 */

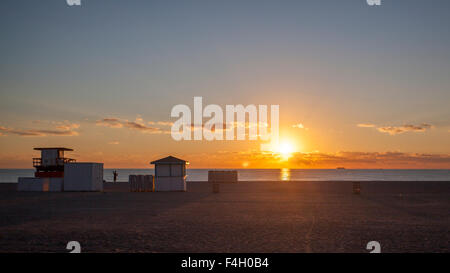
xmin=281 ymin=168 xmax=291 ymax=181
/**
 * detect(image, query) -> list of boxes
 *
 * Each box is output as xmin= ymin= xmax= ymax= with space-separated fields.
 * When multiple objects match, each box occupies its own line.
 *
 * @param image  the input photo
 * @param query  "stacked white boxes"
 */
xmin=129 ymin=175 xmax=137 ymax=191
xmin=64 ymin=163 xmax=103 ymax=191
xmin=208 ymin=171 xmax=238 ymax=183
xmin=129 ymin=175 xmax=154 ymax=192
xmin=17 ymin=177 xmax=63 ymax=192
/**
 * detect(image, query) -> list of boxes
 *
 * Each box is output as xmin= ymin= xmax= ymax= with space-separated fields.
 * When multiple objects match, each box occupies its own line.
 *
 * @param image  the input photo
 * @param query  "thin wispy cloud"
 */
xmin=0 ymin=124 xmax=79 ymax=137
xmin=179 ymin=122 xmax=262 ymax=132
xmin=56 ymin=123 xmax=80 ymax=131
xmin=358 ymin=123 xmax=433 ymax=135
xmin=108 ymin=141 xmax=120 ymax=145
xmin=96 ymin=117 xmax=169 ymax=134
xmin=377 ymin=124 xmax=432 ymax=135
xmin=31 ymin=120 xmax=80 ymax=129
xmin=148 ymin=121 xmax=173 ymax=126
xmin=292 ymin=123 xmax=305 ymax=129
xmin=100 ymin=118 xmax=268 ymax=136
xmin=357 ymin=123 xmax=375 ymax=128
xmin=96 ymin=118 xmax=123 ymax=128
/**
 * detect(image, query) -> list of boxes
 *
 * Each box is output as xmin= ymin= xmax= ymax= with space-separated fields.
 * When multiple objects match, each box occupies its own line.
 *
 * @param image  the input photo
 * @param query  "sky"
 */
xmin=0 ymin=0 xmax=450 ymax=168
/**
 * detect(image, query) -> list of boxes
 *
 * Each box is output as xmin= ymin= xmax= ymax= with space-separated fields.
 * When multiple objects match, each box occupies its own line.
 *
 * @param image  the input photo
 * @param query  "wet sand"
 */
xmin=0 ymin=181 xmax=449 ymax=253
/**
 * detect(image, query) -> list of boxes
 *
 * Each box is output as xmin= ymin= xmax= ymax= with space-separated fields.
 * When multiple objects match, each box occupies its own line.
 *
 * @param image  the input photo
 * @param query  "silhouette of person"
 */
xmin=113 ymin=170 xmax=118 ymax=183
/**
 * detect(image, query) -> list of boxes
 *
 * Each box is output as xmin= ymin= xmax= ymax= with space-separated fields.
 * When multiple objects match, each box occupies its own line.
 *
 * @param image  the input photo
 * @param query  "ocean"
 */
xmin=0 ymin=168 xmax=449 ymax=183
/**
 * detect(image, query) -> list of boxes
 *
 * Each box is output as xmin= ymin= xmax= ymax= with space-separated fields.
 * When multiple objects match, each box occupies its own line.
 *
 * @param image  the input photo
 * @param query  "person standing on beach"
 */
xmin=113 ymin=170 xmax=118 ymax=183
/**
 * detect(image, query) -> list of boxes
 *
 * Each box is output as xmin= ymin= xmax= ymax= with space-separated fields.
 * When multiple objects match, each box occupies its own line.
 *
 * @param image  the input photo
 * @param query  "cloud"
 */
xmin=148 ymin=121 xmax=173 ymax=126
xmin=0 ymin=123 xmax=80 ymax=137
xmin=358 ymin=123 xmax=433 ymax=135
xmin=98 ymin=119 xmax=254 ymax=136
xmin=96 ymin=118 xmax=124 ymax=128
xmin=108 ymin=141 xmax=120 ymax=145
xmin=124 ymin=121 xmax=157 ymax=131
xmin=55 ymin=123 xmax=80 ymax=131
xmin=377 ymin=124 xmax=432 ymax=135
xmin=96 ymin=117 xmax=168 ymax=134
xmin=357 ymin=123 xmax=375 ymax=128
xmin=292 ymin=123 xmax=305 ymax=129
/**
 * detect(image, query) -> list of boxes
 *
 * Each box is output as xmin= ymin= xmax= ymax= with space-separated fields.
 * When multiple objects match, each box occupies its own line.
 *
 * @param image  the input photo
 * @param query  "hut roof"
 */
xmin=34 ymin=147 xmax=73 ymax=151
xmin=150 ymin=156 xmax=187 ymax=165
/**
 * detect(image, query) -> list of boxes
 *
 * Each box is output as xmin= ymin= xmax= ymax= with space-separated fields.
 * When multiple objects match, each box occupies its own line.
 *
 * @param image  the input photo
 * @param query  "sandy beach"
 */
xmin=0 ymin=181 xmax=449 ymax=253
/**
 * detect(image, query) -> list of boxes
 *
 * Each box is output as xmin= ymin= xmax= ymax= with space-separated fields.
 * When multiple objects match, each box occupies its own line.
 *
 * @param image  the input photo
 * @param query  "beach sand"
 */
xmin=0 ymin=181 xmax=449 ymax=253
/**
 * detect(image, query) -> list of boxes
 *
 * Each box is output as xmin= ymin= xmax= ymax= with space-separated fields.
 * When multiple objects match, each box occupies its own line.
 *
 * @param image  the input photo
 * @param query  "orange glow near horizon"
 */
xmin=0 ymin=122 xmax=449 ymax=169
xmin=270 ymin=138 xmax=300 ymax=161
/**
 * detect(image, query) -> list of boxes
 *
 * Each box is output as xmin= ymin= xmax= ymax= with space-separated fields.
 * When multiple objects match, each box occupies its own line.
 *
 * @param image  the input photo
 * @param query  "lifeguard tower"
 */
xmin=33 ymin=147 xmax=76 ymax=177
xmin=150 ymin=156 xmax=187 ymax=191
xmin=18 ymin=147 xmax=103 ymax=192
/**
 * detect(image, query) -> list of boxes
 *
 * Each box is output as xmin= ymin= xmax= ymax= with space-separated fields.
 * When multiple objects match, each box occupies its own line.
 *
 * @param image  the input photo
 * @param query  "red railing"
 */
xmin=33 ymin=157 xmax=76 ymax=167
xmin=32 ymin=158 xmax=41 ymax=167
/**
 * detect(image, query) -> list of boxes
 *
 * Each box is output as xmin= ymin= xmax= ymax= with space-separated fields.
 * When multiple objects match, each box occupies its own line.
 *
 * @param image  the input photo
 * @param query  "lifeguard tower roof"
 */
xmin=150 ymin=156 xmax=187 ymax=165
xmin=34 ymin=147 xmax=73 ymax=151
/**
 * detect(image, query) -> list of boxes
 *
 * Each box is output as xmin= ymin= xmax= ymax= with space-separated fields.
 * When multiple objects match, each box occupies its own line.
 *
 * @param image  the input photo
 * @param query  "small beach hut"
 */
xmin=150 ymin=156 xmax=187 ymax=192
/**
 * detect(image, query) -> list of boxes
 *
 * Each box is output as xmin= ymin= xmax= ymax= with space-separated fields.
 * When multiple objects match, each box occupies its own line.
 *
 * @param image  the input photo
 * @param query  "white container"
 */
xmin=208 ymin=170 xmax=238 ymax=183
xmin=47 ymin=178 xmax=63 ymax=192
xmin=64 ymin=163 xmax=103 ymax=191
xmin=17 ymin=177 xmax=63 ymax=192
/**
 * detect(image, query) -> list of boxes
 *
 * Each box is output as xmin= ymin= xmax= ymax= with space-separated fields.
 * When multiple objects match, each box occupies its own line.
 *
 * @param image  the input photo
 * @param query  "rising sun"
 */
xmin=279 ymin=142 xmax=294 ymax=155
xmin=277 ymin=140 xmax=297 ymax=160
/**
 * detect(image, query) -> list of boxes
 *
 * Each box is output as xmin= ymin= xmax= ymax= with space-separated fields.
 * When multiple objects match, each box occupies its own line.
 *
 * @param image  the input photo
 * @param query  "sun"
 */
xmin=263 ymin=137 xmax=301 ymax=160
xmin=279 ymin=142 xmax=294 ymax=155
xmin=276 ymin=140 xmax=297 ymax=160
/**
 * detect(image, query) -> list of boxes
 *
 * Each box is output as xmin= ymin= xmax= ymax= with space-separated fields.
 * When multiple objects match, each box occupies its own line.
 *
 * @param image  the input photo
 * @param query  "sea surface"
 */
xmin=0 ymin=169 xmax=449 ymax=183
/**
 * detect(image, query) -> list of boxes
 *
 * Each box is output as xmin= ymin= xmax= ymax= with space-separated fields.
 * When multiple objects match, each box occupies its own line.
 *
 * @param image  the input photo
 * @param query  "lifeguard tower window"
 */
xmin=171 ymin=165 xmax=183 ymax=176
xmin=32 ymin=147 xmax=75 ymax=177
xmin=156 ymin=164 xmax=184 ymax=177
xmin=158 ymin=165 xmax=171 ymax=177
xmin=33 ymin=148 xmax=75 ymax=171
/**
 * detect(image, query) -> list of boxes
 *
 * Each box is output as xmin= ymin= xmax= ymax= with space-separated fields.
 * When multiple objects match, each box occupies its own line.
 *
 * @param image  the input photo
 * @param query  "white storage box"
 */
xmin=208 ymin=170 xmax=238 ymax=183
xmin=17 ymin=177 xmax=63 ymax=192
xmin=64 ymin=163 xmax=103 ymax=191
